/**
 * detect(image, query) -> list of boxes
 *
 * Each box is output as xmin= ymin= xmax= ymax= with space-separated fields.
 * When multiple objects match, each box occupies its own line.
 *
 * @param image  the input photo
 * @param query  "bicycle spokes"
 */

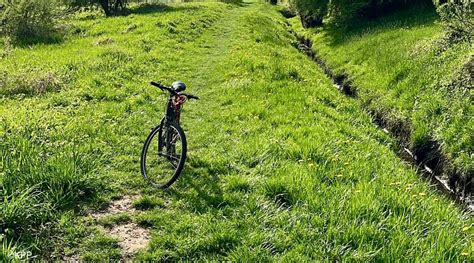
xmin=142 ymin=123 xmax=185 ymax=188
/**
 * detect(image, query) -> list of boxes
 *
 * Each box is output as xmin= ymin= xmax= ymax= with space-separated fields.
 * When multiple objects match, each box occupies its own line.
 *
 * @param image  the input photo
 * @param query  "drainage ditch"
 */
xmin=287 ymin=25 xmax=474 ymax=213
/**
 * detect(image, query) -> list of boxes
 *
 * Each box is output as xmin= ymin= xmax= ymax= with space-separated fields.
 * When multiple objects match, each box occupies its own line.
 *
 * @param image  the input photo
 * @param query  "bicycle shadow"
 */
xmin=163 ymin=157 xmax=228 ymax=213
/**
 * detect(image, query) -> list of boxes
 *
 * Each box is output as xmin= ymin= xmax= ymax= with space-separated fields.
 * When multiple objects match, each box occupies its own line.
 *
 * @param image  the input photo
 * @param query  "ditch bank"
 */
xmin=286 ymin=24 xmax=474 ymax=214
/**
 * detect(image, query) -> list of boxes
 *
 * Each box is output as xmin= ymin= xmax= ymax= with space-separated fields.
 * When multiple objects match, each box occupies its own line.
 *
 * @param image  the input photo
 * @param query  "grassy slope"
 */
xmin=0 ymin=1 xmax=473 ymax=261
xmin=289 ymin=6 xmax=473 ymax=182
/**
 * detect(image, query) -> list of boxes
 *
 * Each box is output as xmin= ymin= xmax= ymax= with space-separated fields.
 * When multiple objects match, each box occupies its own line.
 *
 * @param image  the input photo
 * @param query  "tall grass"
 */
xmin=0 ymin=119 xmax=103 ymax=255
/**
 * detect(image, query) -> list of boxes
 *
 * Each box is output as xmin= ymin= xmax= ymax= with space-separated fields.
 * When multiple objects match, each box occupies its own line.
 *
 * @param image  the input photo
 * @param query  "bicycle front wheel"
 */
xmin=141 ymin=122 xmax=187 ymax=189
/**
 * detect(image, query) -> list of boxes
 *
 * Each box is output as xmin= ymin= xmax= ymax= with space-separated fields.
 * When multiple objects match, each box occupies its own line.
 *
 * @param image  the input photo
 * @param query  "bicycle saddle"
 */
xmin=172 ymin=81 xmax=186 ymax=92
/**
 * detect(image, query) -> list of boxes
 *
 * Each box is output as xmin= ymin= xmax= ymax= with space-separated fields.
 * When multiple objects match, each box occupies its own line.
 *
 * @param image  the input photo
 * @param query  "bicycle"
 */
xmin=141 ymin=81 xmax=199 ymax=189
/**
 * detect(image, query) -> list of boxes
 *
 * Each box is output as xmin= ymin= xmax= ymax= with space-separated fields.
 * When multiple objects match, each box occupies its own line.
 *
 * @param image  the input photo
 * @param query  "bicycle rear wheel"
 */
xmin=141 ymin=122 xmax=187 ymax=189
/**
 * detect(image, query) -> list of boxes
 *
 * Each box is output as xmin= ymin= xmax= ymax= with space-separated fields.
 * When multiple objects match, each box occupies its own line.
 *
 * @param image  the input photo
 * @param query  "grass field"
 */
xmin=1 ymin=1 xmax=473 ymax=261
xmin=288 ymin=5 xmax=473 ymax=190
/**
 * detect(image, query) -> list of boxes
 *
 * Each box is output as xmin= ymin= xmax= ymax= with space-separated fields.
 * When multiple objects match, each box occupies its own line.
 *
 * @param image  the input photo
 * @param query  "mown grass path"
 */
xmin=1 ymin=1 xmax=473 ymax=261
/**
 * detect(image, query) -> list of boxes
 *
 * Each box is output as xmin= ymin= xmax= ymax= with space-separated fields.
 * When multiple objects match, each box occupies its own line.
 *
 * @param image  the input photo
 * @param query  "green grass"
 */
xmin=289 ymin=5 xmax=473 ymax=185
xmin=133 ymin=195 xmax=165 ymax=210
xmin=0 ymin=1 xmax=473 ymax=260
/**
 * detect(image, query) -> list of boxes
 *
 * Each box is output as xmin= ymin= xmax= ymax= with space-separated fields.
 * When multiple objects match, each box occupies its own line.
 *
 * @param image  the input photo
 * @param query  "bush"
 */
xmin=436 ymin=2 xmax=473 ymax=44
xmin=291 ymin=0 xmax=328 ymax=28
xmin=0 ymin=0 xmax=61 ymax=43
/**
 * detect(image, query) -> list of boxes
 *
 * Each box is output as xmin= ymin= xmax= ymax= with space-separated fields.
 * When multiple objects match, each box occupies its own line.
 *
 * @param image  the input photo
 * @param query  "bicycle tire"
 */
xmin=141 ymin=121 xmax=187 ymax=189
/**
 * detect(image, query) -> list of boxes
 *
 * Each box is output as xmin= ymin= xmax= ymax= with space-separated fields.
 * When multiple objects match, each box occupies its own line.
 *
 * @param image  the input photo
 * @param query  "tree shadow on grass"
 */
xmin=123 ymin=0 xmax=247 ymax=16
xmin=122 ymin=3 xmax=202 ymax=16
xmin=324 ymin=4 xmax=438 ymax=47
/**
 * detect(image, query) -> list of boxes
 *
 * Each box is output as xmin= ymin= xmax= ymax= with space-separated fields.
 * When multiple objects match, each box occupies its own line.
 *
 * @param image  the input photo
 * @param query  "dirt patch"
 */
xmin=62 ymin=253 xmax=80 ymax=262
xmin=91 ymin=195 xmax=151 ymax=258
xmin=109 ymin=223 xmax=151 ymax=258
xmin=92 ymin=195 xmax=138 ymax=219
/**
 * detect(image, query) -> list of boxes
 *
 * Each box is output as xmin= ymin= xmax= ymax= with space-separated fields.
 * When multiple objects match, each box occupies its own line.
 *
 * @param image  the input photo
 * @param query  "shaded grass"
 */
xmin=0 ymin=1 xmax=473 ymax=261
xmin=324 ymin=4 xmax=439 ymax=46
xmin=133 ymin=195 xmax=165 ymax=210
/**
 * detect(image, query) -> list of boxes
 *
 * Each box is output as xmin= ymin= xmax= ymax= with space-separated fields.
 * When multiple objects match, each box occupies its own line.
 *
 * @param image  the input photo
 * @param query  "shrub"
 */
xmin=435 ymin=2 xmax=473 ymax=44
xmin=291 ymin=0 xmax=328 ymax=28
xmin=0 ymin=0 xmax=61 ymax=43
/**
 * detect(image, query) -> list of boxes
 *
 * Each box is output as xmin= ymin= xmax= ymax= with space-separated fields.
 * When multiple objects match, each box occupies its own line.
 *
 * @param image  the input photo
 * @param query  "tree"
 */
xmin=98 ymin=0 xmax=127 ymax=16
xmin=99 ymin=0 xmax=109 ymax=15
xmin=65 ymin=0 xmax=127 ymax=16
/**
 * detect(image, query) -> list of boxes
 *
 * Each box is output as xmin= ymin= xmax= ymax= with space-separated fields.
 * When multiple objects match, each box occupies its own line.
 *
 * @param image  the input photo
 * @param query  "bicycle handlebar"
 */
xmin=150 ymin=81 xmax=174 ymax=93
xmin=182 ymin=93 xmax=200 ymax=100
xmin=150 ymin=81 xmax=199 ymax=100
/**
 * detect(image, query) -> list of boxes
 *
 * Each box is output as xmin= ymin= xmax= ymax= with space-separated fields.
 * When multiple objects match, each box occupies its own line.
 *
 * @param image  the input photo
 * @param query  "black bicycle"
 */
xmin=141 ymin=81 xmax=199 ymax=189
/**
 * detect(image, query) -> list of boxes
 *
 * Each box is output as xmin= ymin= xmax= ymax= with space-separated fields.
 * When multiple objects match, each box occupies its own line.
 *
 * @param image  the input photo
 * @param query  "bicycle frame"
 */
xmin=165 ymin=94 xmax=187 ymax=125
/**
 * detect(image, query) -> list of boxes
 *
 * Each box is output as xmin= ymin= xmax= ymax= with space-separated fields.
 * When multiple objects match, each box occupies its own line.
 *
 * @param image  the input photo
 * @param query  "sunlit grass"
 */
xmin=0 ymin=1 xmax=472 ymax=260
